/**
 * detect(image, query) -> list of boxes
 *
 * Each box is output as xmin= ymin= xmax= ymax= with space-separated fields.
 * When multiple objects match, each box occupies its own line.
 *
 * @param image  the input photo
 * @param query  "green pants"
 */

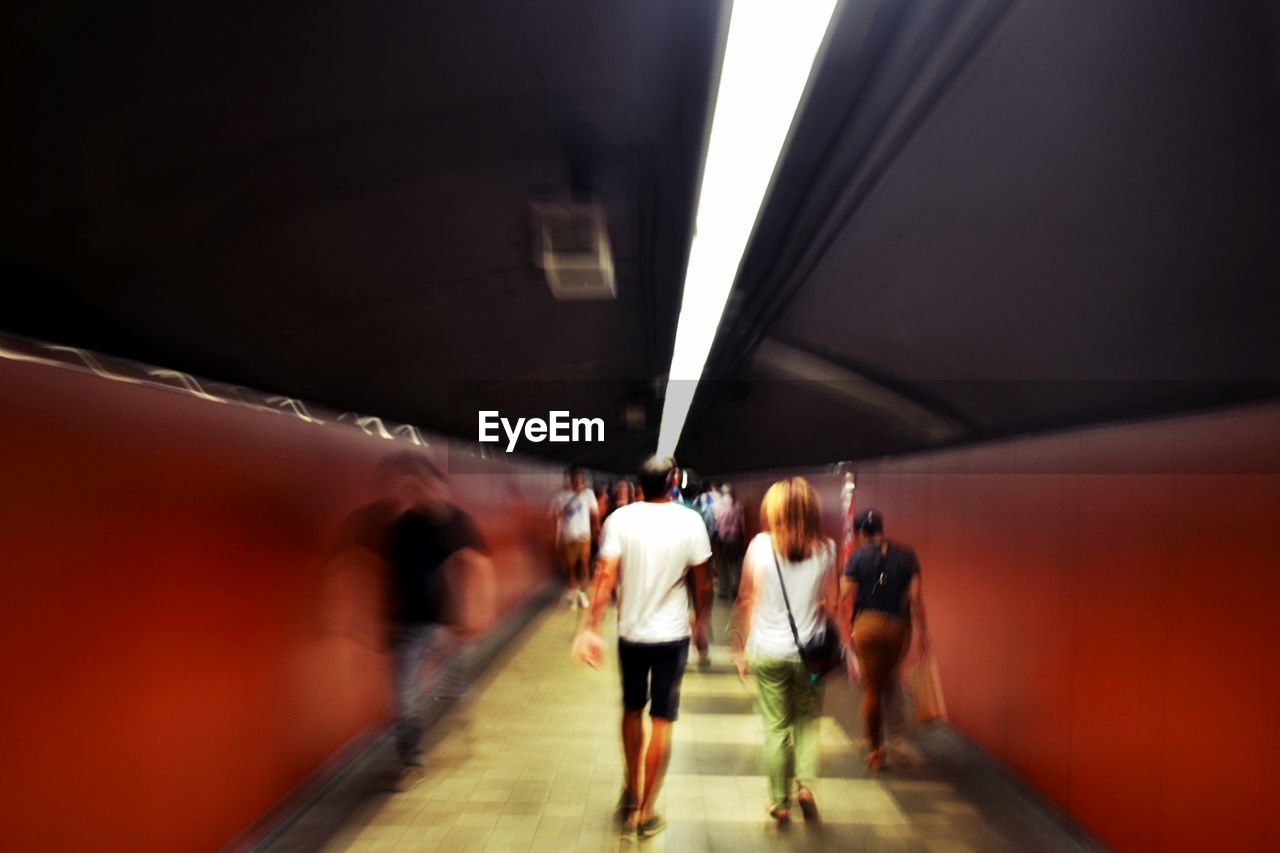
xmin=750 ymin=655 xmax=823 ymax=808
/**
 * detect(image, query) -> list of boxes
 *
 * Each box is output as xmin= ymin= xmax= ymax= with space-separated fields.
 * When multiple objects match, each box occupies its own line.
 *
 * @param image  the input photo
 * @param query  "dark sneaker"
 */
xmin=636 ymin=814 xmax=666 ymax=838
xmin=613 ymin=789 xmax=637 ymax=824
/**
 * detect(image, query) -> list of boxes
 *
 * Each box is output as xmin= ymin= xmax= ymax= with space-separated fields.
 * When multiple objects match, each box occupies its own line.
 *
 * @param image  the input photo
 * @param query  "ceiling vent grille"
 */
xmin=532 ymin=201 xmax=616 ymax=300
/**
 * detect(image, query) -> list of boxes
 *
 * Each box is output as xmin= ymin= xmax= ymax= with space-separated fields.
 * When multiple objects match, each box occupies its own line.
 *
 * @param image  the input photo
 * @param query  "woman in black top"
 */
xmin=838 ymin=508 xmax=929 ymax=771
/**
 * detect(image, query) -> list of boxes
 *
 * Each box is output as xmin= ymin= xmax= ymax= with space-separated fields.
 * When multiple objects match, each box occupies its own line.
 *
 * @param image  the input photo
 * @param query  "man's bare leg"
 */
xmin=563 ymin=547 xmax=581 ymax=606
xmin=621 ymin=710 xmax=645 ymax=813
xmin=572 ymin=549 xmax=590 ymax=599
xmin=636 ymin=718 xmax=672 ymax=825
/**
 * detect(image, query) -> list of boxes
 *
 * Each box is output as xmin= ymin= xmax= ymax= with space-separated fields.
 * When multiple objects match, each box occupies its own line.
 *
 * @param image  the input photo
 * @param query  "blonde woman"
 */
xmin=730 ymin=477 xmax=839 ymax=823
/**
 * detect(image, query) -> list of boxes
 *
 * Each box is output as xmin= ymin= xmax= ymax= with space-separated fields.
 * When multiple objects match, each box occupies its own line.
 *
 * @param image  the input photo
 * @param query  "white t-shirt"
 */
xmin=552 ymin=489 xmax=598 ymax=542
xmin=599 ymin=501 xmax=713 ymax=643
xmin=745 ymin=533 xmax=835 ymax=661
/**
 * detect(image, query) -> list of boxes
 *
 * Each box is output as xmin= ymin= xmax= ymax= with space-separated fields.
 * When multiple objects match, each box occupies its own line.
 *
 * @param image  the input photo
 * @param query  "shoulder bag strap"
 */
xmin=873 ymin=541 xmax=891 ymax=587
xmin=771 ymin=548 xmax=806 ymax=657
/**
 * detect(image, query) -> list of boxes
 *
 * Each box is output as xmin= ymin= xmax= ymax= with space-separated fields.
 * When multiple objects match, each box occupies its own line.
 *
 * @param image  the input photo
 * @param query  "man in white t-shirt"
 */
xmin=549 ymin=467 xmax=599 ymax=609
xmin=571 ymin=456 xmax=711 ymax=839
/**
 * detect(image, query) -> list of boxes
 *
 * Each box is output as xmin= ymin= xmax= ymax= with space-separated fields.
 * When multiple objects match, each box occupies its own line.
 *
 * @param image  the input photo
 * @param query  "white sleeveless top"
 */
xmin=745 ymin=533 xmax=835 ymax=661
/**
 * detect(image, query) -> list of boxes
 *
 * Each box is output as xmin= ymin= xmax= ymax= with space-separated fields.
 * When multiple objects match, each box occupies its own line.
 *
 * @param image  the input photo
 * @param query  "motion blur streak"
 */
xmin=0 ymin=351 xmax=560 ymax=852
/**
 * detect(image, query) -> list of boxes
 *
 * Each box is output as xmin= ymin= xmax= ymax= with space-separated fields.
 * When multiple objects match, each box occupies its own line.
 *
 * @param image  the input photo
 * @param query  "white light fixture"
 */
xmin=656 ymin=0 xmax=838 ymax=459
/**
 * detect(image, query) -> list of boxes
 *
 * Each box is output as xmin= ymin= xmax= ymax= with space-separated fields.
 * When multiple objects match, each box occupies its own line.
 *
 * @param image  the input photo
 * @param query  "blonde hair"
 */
xmin=759 ymin=477 xmax=823 ymax=562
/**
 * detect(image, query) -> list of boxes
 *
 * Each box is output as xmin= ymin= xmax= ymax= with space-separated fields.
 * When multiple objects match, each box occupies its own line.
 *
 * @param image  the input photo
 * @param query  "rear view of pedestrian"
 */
xmin=840 ymin=508 xmax=929 ymax=771
xmin=571 ymin=456 xmax=712 ymax=839
xmin=729 ymin=477 xmax=838 ymax=824
xmin=714 ymin=483 xmax=745 ymax=600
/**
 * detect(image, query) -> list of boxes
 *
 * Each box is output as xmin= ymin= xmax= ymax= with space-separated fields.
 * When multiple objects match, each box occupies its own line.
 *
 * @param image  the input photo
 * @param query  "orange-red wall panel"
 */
xmin=0 ymin=358 xmax=558 ymax=851
xmin=725 ymin=404 xmax=1280 ymax=851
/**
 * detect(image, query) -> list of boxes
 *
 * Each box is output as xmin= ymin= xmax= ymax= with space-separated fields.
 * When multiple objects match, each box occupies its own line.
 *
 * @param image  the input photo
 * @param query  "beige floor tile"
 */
xmin=547 ymin=788 xmax=593 ymax=802
xmin=480 ymin=766 xmax=525 ymax=781
xmin=346 ymin=842 xmax=399 ymax=853
xmin=455 ymin=811 xmax=502 ymax=830
xmin=438 ymin=824 xmax=495 ymax=852
xmin=408 ymin=810 xmax=455 ymax=831
xmin=468 ymin=787 xmax=514 ymax=804
xmin=349 ymin=823 xmax=408 ymax=845
xmin=486 ymin=834 xmax=536 ymax=850
xmin=507 ymin=782 xmax=551 ymax=803
xmin=461 ymin=800 xmax=506 ymax=815
xmin=540 ymin=800 xmax=586 ymax=819
xmin=501 ymin=801 xmax=543 ymax=817
xmin=365 ymin=803 xmax=416 ymax=827
xmin=492 ymin=814 xmax=539 ymax=833
xmin=391 ymin=825 xmax=449 ymax=852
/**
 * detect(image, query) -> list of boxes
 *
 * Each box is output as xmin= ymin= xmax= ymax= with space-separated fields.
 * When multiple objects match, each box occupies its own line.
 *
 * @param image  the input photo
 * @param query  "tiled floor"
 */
xmin=324 ymin=603 xmax=1059 ymax=852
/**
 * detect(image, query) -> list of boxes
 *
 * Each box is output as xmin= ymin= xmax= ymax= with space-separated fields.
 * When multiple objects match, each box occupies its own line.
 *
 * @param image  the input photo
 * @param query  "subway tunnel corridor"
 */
xmin=3 ymin=0 xmax=1279 ymax=850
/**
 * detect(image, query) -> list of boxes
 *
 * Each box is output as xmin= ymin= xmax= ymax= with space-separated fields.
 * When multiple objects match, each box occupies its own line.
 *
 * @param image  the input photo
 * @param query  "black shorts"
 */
xmin=618 ymin=638 xmax=690 ymax=721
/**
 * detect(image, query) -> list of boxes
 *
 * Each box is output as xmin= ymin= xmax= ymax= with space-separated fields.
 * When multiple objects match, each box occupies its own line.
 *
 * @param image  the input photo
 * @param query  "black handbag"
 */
xmin=772 ymin=548 xmax=844 ymax=684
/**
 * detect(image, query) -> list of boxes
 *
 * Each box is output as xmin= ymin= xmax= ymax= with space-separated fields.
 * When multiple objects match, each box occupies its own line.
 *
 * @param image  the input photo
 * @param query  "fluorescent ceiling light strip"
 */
xmin=656 ymin=0 xmax=838 ymax=459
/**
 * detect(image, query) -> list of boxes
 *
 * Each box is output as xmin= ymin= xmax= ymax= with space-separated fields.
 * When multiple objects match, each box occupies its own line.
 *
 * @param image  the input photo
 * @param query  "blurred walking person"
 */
xmin=839 ymin=508 xmax=929 ymax=771
xmin=607 ymin=479 xmax=632 ymax=518
xmin=713 ymin=483 xmax=745 ymax=600
xmin=690 ymin=480 xmax=719 ymax=668
xmin=599 ymin=481 xmax=612 ymax=521
xmin=382 ymin=454 xmax=495 ymax=791
xmin=571 ymin=456 xmax=712 ymax=838
xmin=550 ymin=467 xmax=599 ymax=609
xmin=692 ymin=480 xmax=719 ymax=533
xmin=729 ymin=477 xmax=838 ymax=824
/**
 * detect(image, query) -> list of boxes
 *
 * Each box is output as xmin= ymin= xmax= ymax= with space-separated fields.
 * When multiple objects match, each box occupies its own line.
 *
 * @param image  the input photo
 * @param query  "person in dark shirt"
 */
xmin=387 ymin=506 xmax=485 ymax=624
xmin=381 ymin=453 xmax=493 ymax=791
xmin=838 ymin=508 xmax=929 ymax=771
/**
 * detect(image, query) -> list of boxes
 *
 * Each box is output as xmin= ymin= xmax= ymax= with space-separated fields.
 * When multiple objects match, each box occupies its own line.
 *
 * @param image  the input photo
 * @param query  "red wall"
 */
xmin=0 ymin=354 xmax=559 ymax=851
xmin=725 ymin=404 xmax=1280 ymax=852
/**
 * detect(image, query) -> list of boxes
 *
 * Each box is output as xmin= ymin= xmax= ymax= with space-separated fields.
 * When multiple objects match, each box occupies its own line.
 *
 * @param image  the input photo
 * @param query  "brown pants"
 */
xmin=559 ymin=539 xmax=590 ymax=585
xmin=853 ymin=611 xmax=911 ymax=749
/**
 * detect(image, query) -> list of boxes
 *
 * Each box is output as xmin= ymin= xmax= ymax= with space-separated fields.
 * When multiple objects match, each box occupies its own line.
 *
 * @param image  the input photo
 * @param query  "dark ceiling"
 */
xmin=3 ymin=0 xmax=1279 ymax=474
